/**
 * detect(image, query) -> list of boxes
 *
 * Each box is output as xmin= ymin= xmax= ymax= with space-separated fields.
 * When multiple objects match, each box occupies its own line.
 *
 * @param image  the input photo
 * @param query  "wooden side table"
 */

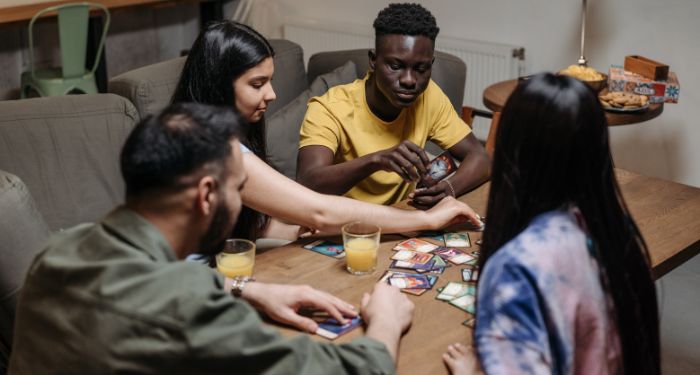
xmin=483 ymin=79 xmax=664 ymax=126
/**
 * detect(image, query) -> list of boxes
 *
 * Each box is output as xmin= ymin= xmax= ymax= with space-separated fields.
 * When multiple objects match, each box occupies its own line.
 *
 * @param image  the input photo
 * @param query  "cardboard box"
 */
xmin=664 ymin=72 xmax=680 ymax=103
xmin=608 ymin=66 xmax=666 ymax=104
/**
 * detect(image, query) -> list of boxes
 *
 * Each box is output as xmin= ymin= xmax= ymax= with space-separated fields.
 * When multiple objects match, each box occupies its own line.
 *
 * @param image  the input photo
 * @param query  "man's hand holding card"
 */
xmin=411 ymin=151 xmax=459 ymax=208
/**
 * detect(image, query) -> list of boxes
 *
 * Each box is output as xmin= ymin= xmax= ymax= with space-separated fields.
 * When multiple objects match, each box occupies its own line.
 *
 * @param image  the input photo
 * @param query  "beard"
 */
xmin=197 ymin=198 xmax=235 ymax=257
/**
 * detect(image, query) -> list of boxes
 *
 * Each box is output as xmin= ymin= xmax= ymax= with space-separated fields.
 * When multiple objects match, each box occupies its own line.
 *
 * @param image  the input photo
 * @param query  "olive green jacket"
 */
xmin=9 ymin=207 xmax=394 ymax=374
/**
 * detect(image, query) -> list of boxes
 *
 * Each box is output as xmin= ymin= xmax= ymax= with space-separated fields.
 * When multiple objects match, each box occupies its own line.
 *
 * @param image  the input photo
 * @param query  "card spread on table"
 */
xmin=380 ymin=271 xmax=437 ymax=295
xmin=449 ymin=294 xmax=476 ymax=314
xmin=315 ymin=316 xmax=362 ymax=340
xmin=433 ymin=247 xmax=476 ymax=265
xmin=444 ymin=232 xmax=471 ymax=247
xmin=461 ymin=268 xmax=473 ymax=282
xmin=393 ymin=238 xmax=440 ymax=253
xmin=388 ymin=274 xmax=432 ymax=289
xmin=436 ymin=282 xmax=476 ymax=301
xmin=391 ymin=250 xmax=433 ymax=264
xmin=390 ymin=259 xmax=436 ymax=271
xmin=303 ymin=240 xmax=345 ymax=258
xmin=419 ymin=231 xmax=446 ymax=243
xmin=462 ymin=318 xmax=476 ymax=328
xmin=419 ymin=151 xmax=458 ymax=188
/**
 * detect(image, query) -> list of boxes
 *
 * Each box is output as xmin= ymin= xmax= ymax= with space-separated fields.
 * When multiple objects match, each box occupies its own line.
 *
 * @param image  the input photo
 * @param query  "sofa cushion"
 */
xmin=0 ymin=171 xmax=51 ymax=358
xmin=266 ymin=61 xmax=357 ymax=179
xmin=108 ymin=39 xmax=307 ymax=119
xmin=0 ymin=94 xmax=138 ymax=230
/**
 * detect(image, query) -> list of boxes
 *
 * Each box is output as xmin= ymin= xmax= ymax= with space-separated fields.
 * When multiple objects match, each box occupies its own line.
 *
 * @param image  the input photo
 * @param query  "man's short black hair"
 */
xmin=120 ymin=102 xmax=243 ymax=197
xmin=373 ymin=3 xmax=440 ymax=41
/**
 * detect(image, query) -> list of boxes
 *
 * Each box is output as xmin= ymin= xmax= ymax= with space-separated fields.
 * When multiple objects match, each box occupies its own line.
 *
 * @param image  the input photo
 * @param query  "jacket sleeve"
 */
xmin=179 ymin=274 xmax=395 ymax=375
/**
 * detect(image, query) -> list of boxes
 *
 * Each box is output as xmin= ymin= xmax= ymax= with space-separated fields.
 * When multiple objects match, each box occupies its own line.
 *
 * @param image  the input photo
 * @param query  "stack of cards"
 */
xmin=436 ymin=281 xmax=476 ymax=314
xmin=315 ymin=316 xmax=363 ymax=340
xmin=303 ymin=240 xmax=345 ymax=258
xmin=380 ymin=270 xmax=438 ymax=296
xmin=433 ymin=247 xmax=477 ymax=265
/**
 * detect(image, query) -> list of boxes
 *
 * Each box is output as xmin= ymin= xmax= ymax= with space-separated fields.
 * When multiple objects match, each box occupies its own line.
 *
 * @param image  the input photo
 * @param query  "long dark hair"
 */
xmin=479 ymin=73 xmax=659 ymax=374
xmin=172 ymin=21 xmax=274 ymax=240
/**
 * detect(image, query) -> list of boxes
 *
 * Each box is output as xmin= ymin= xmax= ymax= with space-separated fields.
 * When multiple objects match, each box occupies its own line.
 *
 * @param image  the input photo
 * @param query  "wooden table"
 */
xmin=483 ymin=79 xmax=664 ymax=126
xmin=254 ymin=169 xmax=700 ymax=374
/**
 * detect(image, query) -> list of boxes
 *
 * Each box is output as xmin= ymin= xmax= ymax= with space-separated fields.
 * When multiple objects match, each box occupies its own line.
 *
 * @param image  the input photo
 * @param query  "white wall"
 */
xmin=253 ymin=0 xmax=700 ymax=187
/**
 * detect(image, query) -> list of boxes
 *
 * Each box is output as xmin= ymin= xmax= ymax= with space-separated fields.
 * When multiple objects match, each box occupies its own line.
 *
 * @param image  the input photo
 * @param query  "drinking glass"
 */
xmin=342 ymin=222 xmax=380 ymax=275
xmin=215 ymin=239 xmax=255 ymax=277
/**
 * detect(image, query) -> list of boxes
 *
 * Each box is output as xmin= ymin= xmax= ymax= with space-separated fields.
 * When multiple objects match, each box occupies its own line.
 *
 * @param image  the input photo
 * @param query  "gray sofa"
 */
xmin=108 ymin=39 xmax=469 ymax=178
xmin=0 ymin=38 xmax=469 ymax=369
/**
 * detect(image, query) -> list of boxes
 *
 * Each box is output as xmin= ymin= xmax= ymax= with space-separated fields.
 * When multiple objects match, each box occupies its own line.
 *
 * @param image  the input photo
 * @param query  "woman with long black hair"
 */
xmin=443 ymin=73 xmax=659 ymax=374
xmin=172 ymin=21 xmax=482 ymax=242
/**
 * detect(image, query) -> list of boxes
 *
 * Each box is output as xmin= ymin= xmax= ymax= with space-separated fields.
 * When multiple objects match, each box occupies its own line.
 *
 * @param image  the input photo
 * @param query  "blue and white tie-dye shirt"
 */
xmin=475 ymin=206 xmax=621 ymax=375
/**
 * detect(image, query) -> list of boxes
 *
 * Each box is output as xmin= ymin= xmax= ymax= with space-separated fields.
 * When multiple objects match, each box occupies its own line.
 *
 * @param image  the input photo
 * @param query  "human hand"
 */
xmin=420 ymin=196 xmax=481 ymax=229
xmin=443 ymin=343 xmax=483 ymax=375
xmin=410 ymin=179 xmax=455 ymax=208
xmin=241 ymin=283 xmax=357 ymax=333
xmin=361 ymin=283 xmax=414 ymax=334
xmin=374 ymin=140 xmax=429 ymax=182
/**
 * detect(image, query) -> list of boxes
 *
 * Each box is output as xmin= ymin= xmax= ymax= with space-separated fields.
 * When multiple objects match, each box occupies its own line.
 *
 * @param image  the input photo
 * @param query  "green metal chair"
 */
xmin=20 ymin=2 xmax=110 ymax=98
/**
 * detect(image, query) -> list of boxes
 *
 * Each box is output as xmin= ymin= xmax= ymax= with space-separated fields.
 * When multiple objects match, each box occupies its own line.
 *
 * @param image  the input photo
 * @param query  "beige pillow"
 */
xmin=266 ymin=60 xmax=357 ymax=179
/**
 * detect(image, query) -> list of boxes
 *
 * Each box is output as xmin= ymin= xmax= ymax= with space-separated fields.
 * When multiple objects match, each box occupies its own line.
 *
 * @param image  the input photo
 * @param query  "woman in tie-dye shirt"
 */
xmin=443 ymin=73 xmax=660 ymax=375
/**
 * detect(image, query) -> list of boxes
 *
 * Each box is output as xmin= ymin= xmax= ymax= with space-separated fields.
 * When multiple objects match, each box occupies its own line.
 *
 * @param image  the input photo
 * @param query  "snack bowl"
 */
xmin=558 ymin=65 xmax=607 ymax=93
xmin=583 ymin=73 xmax=608 ymax=93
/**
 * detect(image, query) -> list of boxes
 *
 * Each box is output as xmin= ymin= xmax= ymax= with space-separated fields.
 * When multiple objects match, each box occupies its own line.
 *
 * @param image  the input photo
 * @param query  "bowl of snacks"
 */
xmin=558 ymin=64 xmax=607 ymax=93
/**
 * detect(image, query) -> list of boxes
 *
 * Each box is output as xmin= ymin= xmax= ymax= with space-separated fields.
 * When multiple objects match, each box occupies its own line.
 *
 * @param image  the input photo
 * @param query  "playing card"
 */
xmin=436 ymin=281 xmax=475 ymax=301
xmin=449 ymin=294 xmax=476 ymax=314
xmin=389 ymin=274 xmax=432 ymax=289
xmin=402 ymin=288 xmax=428 ymax=296
xmin=380 ymin=271 xmax=437 ymax=295
xmin=316 ymin=316 xmax=363 ymax=340
xmin=461 ymin=268 xmax=473 ymax=282
xmin=444 ymin=232 xmax=471 ymax=247
xmin=419 ymin=231 xmax=446 ymax=243
xmin=393 ymin=238 xmax=440 ymax=253
xmin=462 ymin=318 xmax=476 ymax=328
xmin=390 ymin=259 xmax=436 ymax=271
xmin=419 ymin=151 xmax=457 ymax=188
xmin=303 ymin=240 xmax=345 ymax=258
xmin=391 ymin=250 xmax=433 ymax=264
xmin=433 ymin=247 xmax=475 ymax=264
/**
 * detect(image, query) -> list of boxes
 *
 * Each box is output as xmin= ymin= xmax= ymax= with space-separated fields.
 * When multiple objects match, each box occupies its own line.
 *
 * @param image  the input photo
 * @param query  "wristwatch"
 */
xmin=230 ymin=276 xmax=255 ymax=297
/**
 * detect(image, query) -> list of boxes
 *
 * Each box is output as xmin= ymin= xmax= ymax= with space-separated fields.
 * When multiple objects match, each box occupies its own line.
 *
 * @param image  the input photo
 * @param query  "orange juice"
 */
xmin=345 ymin=237 xmax=378 ymax=274
xmin=216 ymin=254 xmax=254 ymax=277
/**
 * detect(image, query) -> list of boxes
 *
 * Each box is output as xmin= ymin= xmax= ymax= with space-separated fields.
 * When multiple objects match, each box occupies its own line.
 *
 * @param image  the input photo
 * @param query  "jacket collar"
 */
xmin=101 ymin=206 xmax=178 ymax=263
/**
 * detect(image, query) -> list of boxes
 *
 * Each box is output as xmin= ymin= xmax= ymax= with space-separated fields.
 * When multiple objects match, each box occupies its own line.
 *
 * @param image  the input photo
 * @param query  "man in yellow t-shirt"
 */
xmin=297 ymin=3 xmax=490 ymax=206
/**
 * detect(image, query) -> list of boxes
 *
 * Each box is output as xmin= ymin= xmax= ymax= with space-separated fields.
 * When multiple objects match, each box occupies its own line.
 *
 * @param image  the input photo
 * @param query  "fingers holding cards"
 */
xmin=379 ymin=140 xmax=429 ymax=182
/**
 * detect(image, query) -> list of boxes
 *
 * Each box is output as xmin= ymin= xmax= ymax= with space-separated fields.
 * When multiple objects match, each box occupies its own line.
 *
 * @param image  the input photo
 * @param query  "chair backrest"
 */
xmin=0 ymin=171 xmax=51 ymax=365
xmin=0 ymin=94 xmax=138 ymax=231
xmin=28 ymin=2 xmax=110 ymax=79
xmin=307 ymin=48 xmax=467 ymax=113
xmin=108 ymin=39 xmax=307 ymax=120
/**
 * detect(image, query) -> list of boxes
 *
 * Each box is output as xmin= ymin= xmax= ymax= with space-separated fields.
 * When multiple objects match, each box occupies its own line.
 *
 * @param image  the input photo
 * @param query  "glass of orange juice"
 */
xmin=342 ymin=222 xmax=380 ymax=275
xmin=216 ymin=239 xmax=255 ymax=278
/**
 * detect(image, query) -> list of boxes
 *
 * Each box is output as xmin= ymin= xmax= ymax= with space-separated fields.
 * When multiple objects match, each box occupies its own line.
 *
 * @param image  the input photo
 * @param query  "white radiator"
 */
xmin=283 ymin=21 xmax=525 ymax=114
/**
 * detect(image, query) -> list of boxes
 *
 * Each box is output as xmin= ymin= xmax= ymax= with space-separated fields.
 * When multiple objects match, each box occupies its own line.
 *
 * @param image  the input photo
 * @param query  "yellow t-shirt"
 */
xmin=299 ymin=76 xmax=470 ymax=205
